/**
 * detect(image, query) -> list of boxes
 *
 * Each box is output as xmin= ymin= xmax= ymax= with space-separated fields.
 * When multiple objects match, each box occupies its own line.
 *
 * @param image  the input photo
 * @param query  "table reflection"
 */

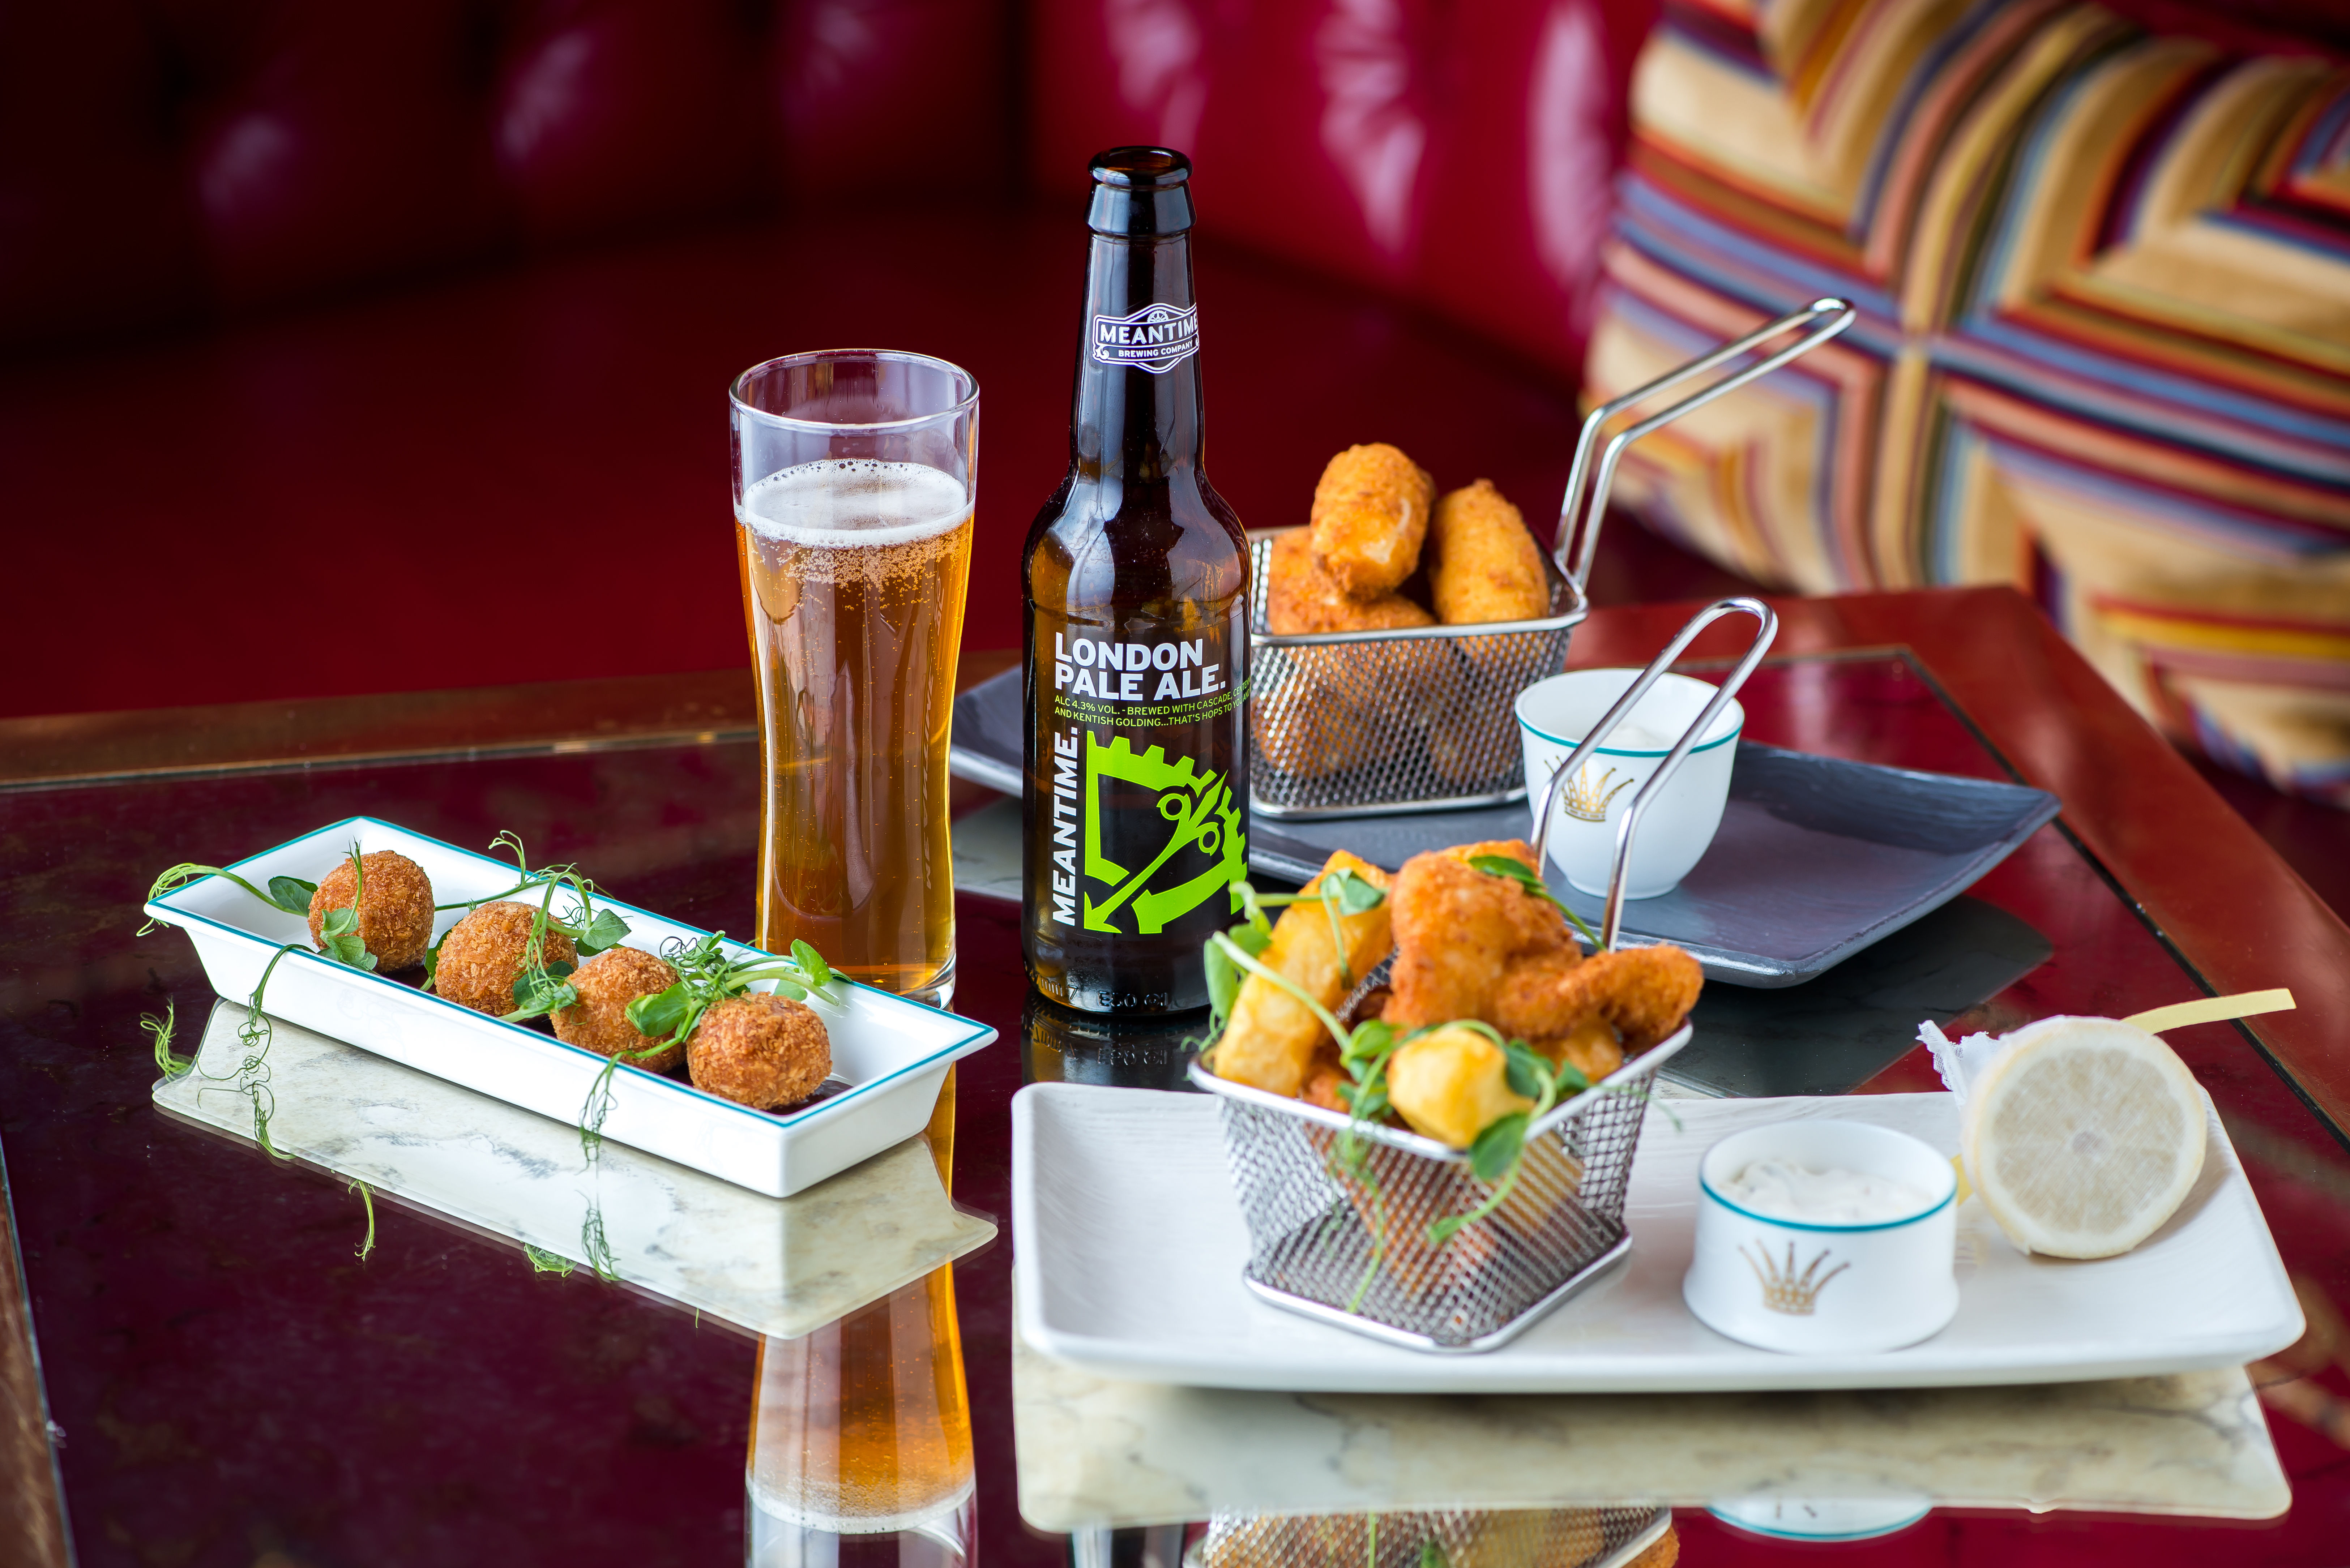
xmin=749 ymin=1268 xmax=977 ymax=1568
xmin=1022 ymin=990 xmax=1209 ymax=1090
xmin=1188 ymin=1507 xmax=1673 ymax=1568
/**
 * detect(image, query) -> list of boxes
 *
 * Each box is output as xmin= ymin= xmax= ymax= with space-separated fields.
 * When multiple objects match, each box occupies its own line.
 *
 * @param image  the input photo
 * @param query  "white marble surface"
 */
xmin=1011 ymin=1325 xmax=2289 ymax=1529
xmin=158 ymin=1001 xmax=994 ymax=1338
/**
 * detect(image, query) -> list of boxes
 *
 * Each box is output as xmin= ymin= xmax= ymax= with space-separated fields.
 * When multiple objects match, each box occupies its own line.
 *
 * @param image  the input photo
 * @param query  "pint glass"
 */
xmin=731 ymin=350 xmax=978 ymax=1004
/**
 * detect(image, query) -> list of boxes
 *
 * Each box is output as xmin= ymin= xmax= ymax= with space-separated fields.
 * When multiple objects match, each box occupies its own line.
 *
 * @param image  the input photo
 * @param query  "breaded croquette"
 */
xmin=1308 ymin=444 xmax=1435 ymax=596
xmin=1496 ymin=942 xmax=1704 ymax=1052
xmin=1386 ymin=1024 xmax=1531 ymax=1147
xmin=1212 ymin=851 xmax=1394 ymax=1099
xmin=1385 ymin=841 xmax=1576 ymax=1031
xmin=1428 ymin=480 xmax=1550 ymax=626
xmin=433 ymin=901 xmax=577 ymax=1015
xmin=308 ymin=850 xmax=435 ymax=971
xmin=1266 ymin=528 xmax=1434 ymax=637
xmin=1260 ymin=529 xmax=1443 ymax=777
xmin=552 ymin=945 xmax=684 ymax=1071
xmin=688 ymin=992 xmax=832 ymax=1109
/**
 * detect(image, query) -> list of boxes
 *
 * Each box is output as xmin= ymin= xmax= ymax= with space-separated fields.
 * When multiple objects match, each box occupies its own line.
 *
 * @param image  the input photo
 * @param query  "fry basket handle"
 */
xmin=1529 ymin=596 xmax=1778 ymax=950
xmin=1554 ymin=299 xmax=1855 ymax=590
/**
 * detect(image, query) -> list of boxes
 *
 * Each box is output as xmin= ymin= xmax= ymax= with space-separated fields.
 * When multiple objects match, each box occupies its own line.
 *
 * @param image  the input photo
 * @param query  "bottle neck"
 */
xmin=1071 ymin=231 xmax=1204 ymax=486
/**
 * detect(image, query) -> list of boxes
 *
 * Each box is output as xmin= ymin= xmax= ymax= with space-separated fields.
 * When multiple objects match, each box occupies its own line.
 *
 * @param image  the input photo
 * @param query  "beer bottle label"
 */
xmin=1030 ymin=611 xmax=1247 ymax=938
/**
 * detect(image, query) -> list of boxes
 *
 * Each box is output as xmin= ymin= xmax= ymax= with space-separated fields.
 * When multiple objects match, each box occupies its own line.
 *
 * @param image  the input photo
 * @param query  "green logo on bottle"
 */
xmin=1080 ymin=732 xmax=1246 ymax=934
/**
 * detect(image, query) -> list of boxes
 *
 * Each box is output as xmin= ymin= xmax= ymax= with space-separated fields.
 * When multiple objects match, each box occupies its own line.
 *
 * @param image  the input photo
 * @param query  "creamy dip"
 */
xmin=1721 ymin=1157 xmax=1934 ymax=1224
xmin=1593 ymin=719 xmax=1678 ymax=751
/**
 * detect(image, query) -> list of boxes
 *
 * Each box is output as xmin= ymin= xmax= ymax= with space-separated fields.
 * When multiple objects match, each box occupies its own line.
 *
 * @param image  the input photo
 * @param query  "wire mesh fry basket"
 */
xmin=1247 ymin=297 xmax=1854 ymax=821
xmin=1198 ymin=583 xmax=1790 ymax=1352
xmin=1189 ymin=1505 xmax=1675 ymax=1568
xmin=1189 ymin=1016 xmax=1689 ymax=1353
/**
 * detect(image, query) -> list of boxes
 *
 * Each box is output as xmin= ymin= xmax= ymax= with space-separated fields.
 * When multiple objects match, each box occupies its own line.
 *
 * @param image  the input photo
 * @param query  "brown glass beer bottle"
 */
xmin=1022 ymin=148 xmax=1249 ymax=1014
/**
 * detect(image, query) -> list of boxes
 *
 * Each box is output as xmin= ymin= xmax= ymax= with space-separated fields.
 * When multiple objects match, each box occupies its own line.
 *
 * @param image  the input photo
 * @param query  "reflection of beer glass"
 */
xmin=731 ymin=350 xmax=979 ymax=1004
xmin=747 ymin=1268 xmax=976 ymax=1568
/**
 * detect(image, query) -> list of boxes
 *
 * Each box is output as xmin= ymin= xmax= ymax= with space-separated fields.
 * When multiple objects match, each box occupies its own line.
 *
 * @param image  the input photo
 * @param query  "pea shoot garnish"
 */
xmin=574 ymin=932 xmax=837 ymax=1164
xmin=1468 ymin=853 xmax=1603 ymax=950
xmin=140 ymin=865 xmax=317 ymax=931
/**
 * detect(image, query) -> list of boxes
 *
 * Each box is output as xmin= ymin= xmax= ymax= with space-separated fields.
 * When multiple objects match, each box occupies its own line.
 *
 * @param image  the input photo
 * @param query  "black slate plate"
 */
xmin=949 ymin=667 xmax=2059 ymax=988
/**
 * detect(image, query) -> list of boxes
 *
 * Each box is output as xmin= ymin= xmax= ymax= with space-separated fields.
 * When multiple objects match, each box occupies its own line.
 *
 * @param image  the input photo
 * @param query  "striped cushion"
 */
xmin=1592 ymin=0 xmax=2350 ymax=803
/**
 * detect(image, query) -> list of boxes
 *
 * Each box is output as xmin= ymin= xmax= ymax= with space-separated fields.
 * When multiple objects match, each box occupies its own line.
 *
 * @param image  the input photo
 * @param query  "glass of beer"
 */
xmin=731 ymin=350 xmax=978 ymax=1005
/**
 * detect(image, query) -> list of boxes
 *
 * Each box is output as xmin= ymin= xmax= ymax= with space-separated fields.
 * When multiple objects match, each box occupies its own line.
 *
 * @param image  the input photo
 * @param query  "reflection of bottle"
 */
xmin=747 ymin=1268 xmax=975 ymax=1565
xmin=1022 ymin=988 xmax=1210 ymax=1089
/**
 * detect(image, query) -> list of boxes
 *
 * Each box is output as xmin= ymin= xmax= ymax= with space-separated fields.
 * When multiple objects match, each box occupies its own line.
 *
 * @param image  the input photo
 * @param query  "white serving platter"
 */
xmin=1012 ymin=1085 xmax=2303 ymax=1392
xmin=144 ymin=816 xmax=995 ymax=1197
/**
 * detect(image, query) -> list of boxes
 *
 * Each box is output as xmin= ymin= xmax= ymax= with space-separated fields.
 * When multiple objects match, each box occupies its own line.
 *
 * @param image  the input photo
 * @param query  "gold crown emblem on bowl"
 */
xmin=1740 ymin=1241 xmax=1852 ymax=1316
xmin=1559 ymin=762 xmax=1636 ymax=823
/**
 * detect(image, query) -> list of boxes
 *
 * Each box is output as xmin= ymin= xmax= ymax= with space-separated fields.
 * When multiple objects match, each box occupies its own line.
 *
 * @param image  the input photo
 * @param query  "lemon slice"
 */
xmin=1959 ymin=1016 xmax=2206 ymax=1259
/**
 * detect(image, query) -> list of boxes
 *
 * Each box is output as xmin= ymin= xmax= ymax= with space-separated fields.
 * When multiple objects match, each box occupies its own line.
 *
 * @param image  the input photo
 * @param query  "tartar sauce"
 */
xmin=1720 ymin=1157 xmax=1932 ymax=1224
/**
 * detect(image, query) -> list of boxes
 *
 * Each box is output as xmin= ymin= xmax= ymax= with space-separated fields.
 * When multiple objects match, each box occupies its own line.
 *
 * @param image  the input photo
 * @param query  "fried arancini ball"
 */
xmin=1428 ymin=480 xmax=1550 ymax=627
xmin=1308 ymin=443 xmax=1436 ymax=596
xmin=307 ymin=850 xmax=435 ymax=971
xmin=433 ymin=901 xmax=576 ymax=1016
xmin=688 ymin=993 xmax=832 ymax=1110
xmin=552 ymin=946 xmax=683 ymax=1071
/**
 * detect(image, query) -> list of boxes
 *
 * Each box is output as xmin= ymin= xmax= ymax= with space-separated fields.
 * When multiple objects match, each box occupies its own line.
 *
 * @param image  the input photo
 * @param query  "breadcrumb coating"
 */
xmin=552 ymin=946 xmax=683 ymax=1071
xmin=688 ymin=993 xmax=832 ymax=1110
xmin=1308 ymin=443 xmax=1435 ymax=596
xmin=435 ymin=901 xmax=576 ymax=1016
xmin=308 ymin=851 xmax=435 ymax=971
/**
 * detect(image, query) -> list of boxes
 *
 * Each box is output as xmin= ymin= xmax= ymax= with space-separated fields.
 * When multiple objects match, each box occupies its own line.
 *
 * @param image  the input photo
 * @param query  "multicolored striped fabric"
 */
xmin=1589 ymin=0 xmax=2350 ymax=804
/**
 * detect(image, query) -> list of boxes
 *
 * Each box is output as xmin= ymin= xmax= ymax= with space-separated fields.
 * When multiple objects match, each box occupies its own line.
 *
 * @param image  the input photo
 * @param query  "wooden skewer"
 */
xmin=2122 ymin=989 xmax=2296 ymax=1035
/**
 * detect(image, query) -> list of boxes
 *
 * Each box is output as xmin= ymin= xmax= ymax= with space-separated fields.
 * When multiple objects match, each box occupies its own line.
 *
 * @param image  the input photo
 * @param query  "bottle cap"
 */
xmin=1088 ymin=147 xmax=1195 ymax=237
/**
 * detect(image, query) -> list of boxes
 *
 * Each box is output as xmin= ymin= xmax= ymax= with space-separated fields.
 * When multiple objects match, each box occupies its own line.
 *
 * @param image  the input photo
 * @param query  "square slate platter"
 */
xmin=949 ymin=668 xmax=2058 ymax=988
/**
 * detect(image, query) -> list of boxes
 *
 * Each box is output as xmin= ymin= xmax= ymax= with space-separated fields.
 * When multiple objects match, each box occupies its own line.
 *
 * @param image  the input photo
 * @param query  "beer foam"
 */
xmin=739 ymin=459 xmax=969 ymax=547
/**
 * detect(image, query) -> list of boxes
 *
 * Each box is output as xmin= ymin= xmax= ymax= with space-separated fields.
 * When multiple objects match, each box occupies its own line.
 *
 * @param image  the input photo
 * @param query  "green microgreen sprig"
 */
xmin=142 ymin=999 xmax=192 ymax=1079
xmin=571 ymin=931 xmax=836 ymax=1167
xmin=315 ymin=845 xmax=378 ymax=971
xmin=349 ymin=1180 xmax=377 ymax=1261
xmin=1468 ymin=854 xmax=1603 ymax=951
xmin=140 ymin=864 xmax=318 ymax=933
xmin=1201 ymin=871 xmax=1389 ymax=1051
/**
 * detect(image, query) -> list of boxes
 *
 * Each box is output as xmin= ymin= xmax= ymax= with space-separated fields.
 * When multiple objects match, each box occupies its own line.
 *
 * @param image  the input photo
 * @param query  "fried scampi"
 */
xmin=1207 ymin=839 xmax=1702 ymax=1154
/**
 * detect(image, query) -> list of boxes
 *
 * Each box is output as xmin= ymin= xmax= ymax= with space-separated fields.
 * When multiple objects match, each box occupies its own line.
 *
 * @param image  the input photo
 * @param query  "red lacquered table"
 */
xmin=1 ymin=586 xmax=2344 ymax=1568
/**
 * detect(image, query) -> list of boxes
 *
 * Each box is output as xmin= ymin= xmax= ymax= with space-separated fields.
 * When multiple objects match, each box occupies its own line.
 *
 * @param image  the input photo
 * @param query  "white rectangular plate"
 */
xmin=145 ymin=815 xmax=995 ymax=1197
xmin=1013 ymin=1085 xmax=2303 ymax=1392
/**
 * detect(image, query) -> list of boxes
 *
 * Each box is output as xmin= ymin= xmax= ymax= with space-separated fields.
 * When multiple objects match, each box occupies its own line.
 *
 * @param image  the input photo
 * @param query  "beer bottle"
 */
xmin=1022 ymin=147 xmax=1249 ymax=1014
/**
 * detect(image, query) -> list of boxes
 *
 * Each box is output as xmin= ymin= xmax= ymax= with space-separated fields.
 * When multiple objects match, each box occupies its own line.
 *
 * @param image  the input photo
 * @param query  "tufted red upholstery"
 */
xmin=0 ymin=0 xmax=1013 ymax=349
xmin=2 ymin=0 xmax=2342 ymax=726
xmin=1029 ymin=0 xmax=1657 ymax=384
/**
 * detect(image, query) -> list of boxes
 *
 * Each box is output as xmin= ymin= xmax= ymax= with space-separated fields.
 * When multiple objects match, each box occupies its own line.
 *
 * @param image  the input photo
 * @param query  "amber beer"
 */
xmin=731 ymin=352 xmax=979 ymax=1003
xmin=746 ymin=1268 xmax=975 ymax=1545
xmin=1022 ymin=148 xmax=1249 ymax=1013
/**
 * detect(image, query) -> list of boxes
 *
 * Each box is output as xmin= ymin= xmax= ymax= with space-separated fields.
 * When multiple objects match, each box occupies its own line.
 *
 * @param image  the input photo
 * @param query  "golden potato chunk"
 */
xmin=1211 ymin=851 xmax=1394 ymax=1100
xmin=1385 ymin=1024 xmax=1531 ymax=1148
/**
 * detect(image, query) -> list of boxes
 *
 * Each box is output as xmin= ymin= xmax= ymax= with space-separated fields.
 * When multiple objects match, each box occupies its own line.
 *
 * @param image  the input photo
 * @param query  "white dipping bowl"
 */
xmin=1515 ymin=669 xmax=1740 ymax=899
xmin=1683 ymin=1120 xmax=1958 ymax=1355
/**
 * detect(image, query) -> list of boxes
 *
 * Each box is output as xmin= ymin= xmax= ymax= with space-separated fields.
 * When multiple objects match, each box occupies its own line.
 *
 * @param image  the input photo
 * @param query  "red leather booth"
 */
xmin=2 ymin=0 xmax=2342 ymax=723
